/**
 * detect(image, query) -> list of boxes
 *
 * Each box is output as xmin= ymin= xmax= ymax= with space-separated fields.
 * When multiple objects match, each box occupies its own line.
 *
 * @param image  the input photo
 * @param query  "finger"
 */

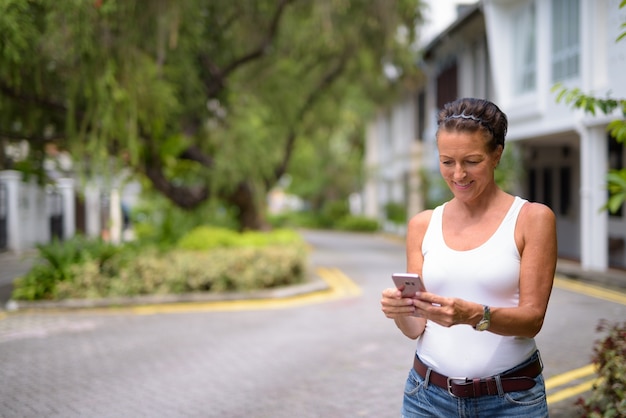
xmin=413 ymin=292 xmax=444 ymax=307
xmin=382 ymin=288 xmax=403 ymax=299
xmin=382 ymin=304 xmax=417 ymax=318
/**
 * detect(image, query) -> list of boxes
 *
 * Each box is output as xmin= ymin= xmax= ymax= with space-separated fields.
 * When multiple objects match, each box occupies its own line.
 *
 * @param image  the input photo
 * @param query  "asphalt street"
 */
xmin=1 ymin=230 xmax=626 ymax=417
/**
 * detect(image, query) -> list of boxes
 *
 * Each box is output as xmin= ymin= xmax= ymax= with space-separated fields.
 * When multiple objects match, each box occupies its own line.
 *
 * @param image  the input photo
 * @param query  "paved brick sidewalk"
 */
xmin=0 ymin=232 xmax=622 ymax=417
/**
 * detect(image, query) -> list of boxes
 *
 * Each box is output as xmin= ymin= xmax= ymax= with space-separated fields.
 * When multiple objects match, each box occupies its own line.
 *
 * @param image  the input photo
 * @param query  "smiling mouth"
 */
xmin=454 ymin=181 xmax=472 ymax=189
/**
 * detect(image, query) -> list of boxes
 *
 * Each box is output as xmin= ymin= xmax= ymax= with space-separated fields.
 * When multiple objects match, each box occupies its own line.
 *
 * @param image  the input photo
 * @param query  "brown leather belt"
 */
xmin=413 ymin=354 xmax=542 ymax=398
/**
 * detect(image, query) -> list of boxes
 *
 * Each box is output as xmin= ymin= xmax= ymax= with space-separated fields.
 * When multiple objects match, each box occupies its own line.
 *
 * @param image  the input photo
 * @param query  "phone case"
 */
xmin=392 ymin=273 xmax=426 ymax=297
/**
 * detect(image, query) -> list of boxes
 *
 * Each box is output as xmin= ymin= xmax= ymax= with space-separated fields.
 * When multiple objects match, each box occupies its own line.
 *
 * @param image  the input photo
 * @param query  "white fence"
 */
xmin=0 ymin=170 xmax=76 ymax=253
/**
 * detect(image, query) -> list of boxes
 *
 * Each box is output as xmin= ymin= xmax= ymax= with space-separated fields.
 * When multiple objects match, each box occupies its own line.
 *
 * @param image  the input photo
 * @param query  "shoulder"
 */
xmin=406 ymin=209 xmax=435 ymax=246
xmin=519 ymin=200 xmax=556 ymax=224
xmin=405 ymin=210 xmax=434 ymax=265
xmin=517 ymin=200 xmax=557 ymax=244
xmin=408 ymin=209 xmax=434 ymax=233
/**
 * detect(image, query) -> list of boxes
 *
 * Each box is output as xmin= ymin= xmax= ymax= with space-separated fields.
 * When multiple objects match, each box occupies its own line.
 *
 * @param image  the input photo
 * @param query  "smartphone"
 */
xmin=392 ymin=273 xmax=426 ymax=298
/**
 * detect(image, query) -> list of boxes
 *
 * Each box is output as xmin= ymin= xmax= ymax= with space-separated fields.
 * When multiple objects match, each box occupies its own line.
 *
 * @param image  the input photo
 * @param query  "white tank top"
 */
xmin=416 ymin=196 xmax=537 ymax=378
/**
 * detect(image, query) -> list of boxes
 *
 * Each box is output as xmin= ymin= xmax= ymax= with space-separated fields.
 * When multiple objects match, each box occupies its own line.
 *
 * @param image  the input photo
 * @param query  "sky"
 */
xmin=419 ymin=0 xmax=479 ymax=45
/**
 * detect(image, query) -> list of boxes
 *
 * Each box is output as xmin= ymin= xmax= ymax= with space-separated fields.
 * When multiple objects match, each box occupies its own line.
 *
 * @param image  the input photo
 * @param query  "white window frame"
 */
xmin=512 ymin=1 xmax=537 ymax=95
xmin=551 ymin=0 xmax=580 ymax=82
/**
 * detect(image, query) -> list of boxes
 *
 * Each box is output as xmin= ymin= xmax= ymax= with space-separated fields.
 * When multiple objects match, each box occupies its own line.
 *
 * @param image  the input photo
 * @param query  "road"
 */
xmin=1 ymin=230 xmax=625 ymax=417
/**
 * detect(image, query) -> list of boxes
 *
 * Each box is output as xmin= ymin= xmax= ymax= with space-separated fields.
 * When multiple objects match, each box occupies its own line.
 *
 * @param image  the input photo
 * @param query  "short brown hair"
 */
xmin=437 ymin=98 xmax=508 ymax=151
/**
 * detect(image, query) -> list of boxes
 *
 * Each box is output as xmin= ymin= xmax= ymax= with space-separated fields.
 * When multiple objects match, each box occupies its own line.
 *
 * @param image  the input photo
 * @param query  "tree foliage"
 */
xmin=0 ymin=0 xmax=424 ymax=230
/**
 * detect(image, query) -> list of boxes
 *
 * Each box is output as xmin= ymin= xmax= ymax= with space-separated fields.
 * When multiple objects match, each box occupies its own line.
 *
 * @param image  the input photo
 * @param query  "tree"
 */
xmin=0 ymin=0 xmax=424 ymax=230
xmin=553 ymin=0 xmax=626 ymax=213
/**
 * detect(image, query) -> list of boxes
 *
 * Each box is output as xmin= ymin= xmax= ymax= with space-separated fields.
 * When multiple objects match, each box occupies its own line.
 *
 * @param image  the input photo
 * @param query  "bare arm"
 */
xmin=380 ymin=210 xmax=432 ymax=339
xmin=488 ymin=202 xmax=557 ymax=337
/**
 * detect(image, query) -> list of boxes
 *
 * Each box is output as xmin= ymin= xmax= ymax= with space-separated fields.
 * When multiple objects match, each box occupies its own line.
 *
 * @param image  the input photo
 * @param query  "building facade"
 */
xmin=363 ymin=0 xmax=626 ymax=274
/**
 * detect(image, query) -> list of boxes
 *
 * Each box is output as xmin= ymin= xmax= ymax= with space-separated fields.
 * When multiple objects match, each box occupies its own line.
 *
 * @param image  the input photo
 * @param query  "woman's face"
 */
xmin=437 ymin=129 xmax=502 ymax=202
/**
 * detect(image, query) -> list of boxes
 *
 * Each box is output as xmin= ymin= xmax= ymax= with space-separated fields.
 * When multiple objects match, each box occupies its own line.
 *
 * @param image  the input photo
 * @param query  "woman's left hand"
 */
xmin=412 ymin=292 xmax=480 ymax=328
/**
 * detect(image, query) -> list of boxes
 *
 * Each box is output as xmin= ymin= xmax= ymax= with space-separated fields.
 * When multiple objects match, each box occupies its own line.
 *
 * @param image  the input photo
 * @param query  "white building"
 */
xmin=363 ymin=0 xmax=626 ymax=274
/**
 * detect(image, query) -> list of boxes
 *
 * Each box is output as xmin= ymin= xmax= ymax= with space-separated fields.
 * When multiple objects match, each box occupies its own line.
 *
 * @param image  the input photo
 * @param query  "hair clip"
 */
xmin=443 ymin=113 xmax=496 ymax=138
xmin=445 ymin=113 xmax=482 ymax=122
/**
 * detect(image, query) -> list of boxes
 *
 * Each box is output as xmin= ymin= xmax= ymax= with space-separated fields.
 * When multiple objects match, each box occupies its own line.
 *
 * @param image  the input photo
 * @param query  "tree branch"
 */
xmin=143 ymin=155 xmax=210 ymax=210
xmin=0 ymin=81 xmax=68 ymax=114
xmin=179 ymin=145 xmax=215 ymax=167
xmin=270 ymin=53 xmax=350 ymax=185
xmin=222 ymin=0 xmax=296 ymax=76
xmin=0 ymin=130 xmax=65 ymax=143
xmin=198 ymin=0 xmax=296 ymax=97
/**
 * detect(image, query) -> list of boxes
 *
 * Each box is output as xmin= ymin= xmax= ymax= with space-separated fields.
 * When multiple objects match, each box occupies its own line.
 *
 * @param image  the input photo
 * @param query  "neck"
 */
xmin=452 ymin=186 xmax=507 ymax=217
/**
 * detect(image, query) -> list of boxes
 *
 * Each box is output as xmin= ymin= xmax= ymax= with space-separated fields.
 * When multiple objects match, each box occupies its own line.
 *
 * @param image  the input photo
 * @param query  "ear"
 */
xmin=493 ymin=145 xmax=504 ymax=168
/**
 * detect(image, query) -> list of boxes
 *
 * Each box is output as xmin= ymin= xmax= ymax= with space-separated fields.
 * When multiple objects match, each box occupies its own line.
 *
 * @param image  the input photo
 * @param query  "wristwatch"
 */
xmin=475 ymin=305 xmax=491 ymax=331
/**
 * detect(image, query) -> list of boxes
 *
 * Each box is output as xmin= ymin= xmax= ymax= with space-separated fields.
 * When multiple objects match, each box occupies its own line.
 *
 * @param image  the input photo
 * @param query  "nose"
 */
xmin=454 ymin=164 xmax=466 ymax=180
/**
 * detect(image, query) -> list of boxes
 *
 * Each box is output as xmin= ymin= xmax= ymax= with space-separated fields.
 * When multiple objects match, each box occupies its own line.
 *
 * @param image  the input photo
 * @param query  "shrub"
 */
xmin=177 ymin=226 xmax=240 ymax=250
xmin=11 ymin=264 xmax=64 ymax=300
xmin=576 ymin=320 xmax=626 ymax=417
xmin=11 ymin=236 xmax=124 ymax=300
xmin=12 ymin=229 xmax=308 ymax=300
xmin=319 ymin=200 xmax=350 ymax=227
xmin=335 ymin=215 xmax=379 ymax=232
xmin=131 ymin=195 xmax=240 ymax=247
xmin=384 ymin=202 xmax=407 ymax=224
xmin=177 ymin=227 xmax=304 ymax=250
xmin=267 ymin=211 xmax=324 ymax=229
xmin=52 ymin=244 xmax=308 ymax=298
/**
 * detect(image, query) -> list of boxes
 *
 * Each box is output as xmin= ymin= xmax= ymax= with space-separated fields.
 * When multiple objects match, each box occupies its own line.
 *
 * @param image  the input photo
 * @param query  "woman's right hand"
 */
xmin=381 ymin=287 xmax=427 ymax=339
xmin=380 ymin=287 xmax=418 ymax=318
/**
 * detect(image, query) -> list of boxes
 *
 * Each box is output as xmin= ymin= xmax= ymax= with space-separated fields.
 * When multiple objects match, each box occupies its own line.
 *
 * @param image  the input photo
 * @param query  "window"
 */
xmin=551 ymin=0 xmax=580 ymax=81
xmin=513 ymin=1 xmax=536 ymax=94
xmin=436 ymin=62 xmax=458 ymax=109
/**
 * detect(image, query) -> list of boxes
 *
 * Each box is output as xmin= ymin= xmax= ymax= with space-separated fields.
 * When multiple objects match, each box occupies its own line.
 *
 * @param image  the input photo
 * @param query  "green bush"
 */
xmin=11 ymin=236 xmax=124 ymax=300
xmin=384 ymin=202 xmax=407 ymax=224
xmin=576 ymin=320 xmax=626 ymax=417
xmin=335 ymin=215 xmax=379 ymax=232
xmin=267 ymin=211 xmax=325 ymax=229
xmin=177 ymin=226 xmax=304 ymax=250
xmin=12 ymin=229 xmax=308 ymax=301
xmin=131 ymin=194 xmax=240 ymax=248
xmin=51 ymin=244 xmax=308 ymax=298
xmin=319 ymin=200 xmax=350 ymax=227
xmin=268 ymin=208 xmax=379 ymax=232
xmin=177 ymin=226 xmax=240 ymax=250
xmin=239 ymin=229 xmax=304 ymax=247
xmin=11 ymin=263 xmax=65 ymax=300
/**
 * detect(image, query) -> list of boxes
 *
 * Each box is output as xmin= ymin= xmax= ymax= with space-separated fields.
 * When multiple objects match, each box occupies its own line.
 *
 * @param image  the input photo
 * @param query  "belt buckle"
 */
xmin=446 ymin=376 xmax=468 ymax=397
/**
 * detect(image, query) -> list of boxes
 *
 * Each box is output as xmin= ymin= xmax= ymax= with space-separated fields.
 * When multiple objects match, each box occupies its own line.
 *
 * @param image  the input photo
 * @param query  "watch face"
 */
xmin=475 ymin=305 xmax=491 ymax=331
xmin=476 ymin=320 xmax=490 ymax=331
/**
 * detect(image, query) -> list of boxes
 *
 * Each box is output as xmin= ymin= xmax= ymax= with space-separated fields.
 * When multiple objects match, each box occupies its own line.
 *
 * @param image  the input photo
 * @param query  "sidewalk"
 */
xmin=556 ymin=258 xmax=626 ymax=291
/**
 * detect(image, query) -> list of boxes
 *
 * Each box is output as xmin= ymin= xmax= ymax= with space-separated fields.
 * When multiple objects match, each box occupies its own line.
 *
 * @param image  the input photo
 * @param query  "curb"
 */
xmin=4 ymin=275 xmax=329 ymax=312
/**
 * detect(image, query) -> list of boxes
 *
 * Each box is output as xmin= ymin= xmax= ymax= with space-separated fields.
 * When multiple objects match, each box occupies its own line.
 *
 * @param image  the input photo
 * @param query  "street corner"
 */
xmin=131 ymin=266 xmax=362 ymax=315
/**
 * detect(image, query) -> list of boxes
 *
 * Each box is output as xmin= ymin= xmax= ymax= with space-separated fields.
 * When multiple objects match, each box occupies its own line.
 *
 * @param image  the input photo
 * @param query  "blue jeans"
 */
xmin=401 ymin=352 xmax=548 ymax=418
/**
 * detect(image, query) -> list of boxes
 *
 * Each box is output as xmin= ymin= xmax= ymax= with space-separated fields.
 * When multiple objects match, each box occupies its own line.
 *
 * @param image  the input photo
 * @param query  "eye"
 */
xmin=441 ymin=160 xmax=454 ymax=166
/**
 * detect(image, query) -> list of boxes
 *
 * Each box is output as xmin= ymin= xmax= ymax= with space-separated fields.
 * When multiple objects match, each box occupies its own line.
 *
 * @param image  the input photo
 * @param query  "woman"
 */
xmin=381 ymin=98 xmax=557 ymax=417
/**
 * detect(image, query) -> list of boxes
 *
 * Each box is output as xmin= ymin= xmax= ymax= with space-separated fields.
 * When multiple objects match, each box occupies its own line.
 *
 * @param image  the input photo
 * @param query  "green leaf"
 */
xmin=607 ymin=170 xmax=626 ymax=188
xmin=607 ymin=192 xmax=626 ymax=214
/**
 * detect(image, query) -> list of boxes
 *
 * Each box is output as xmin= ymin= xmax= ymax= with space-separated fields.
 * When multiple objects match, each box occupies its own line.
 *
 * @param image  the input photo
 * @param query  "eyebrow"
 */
xmin=439 ymin=153 xmax=484 ymax=159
